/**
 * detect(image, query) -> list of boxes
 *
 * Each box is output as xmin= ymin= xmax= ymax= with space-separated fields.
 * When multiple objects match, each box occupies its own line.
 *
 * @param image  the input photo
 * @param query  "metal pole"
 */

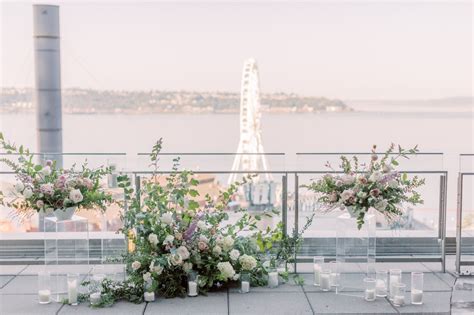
xmin=33 ymin=4 xmax=63 ymax=167
xmin=439 ymin=175 xmax=447 ymax=273
xmin=294 ymin=174 xmax=299 ymax=273
xmin=135 ymin=175 xmax=141 ymax=209
xmin=455 ymin=173 xmax=463 ymax=274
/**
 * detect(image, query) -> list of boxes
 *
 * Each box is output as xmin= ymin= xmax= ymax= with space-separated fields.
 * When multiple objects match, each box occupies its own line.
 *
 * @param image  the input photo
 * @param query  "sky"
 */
xmin=0 ymin=0 xmax=472 ymax=99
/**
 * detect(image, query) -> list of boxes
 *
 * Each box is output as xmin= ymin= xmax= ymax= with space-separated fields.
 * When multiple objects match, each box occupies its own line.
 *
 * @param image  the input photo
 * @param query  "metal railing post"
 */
xmin=294 ymin=173 xmax=299 ymax=273
xmin=456 ymin=173 xmax=463 ymax=274
xmin=282 ymin=174 xmax=288 ymax=237
xmin=438 ymin=174 xmax=448 ymax=273
xmin=135 ymin=175 xmax=141 ymax=209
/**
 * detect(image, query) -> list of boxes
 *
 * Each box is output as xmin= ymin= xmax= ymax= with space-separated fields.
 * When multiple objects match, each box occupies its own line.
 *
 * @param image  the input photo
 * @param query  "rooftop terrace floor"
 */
xmin=1 ymin=258 xmax=473 ymax=315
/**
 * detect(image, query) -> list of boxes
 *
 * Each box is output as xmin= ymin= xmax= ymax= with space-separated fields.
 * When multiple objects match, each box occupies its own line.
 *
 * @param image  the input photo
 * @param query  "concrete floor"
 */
xmin=0 ymin=261 xmax=473 ymax=315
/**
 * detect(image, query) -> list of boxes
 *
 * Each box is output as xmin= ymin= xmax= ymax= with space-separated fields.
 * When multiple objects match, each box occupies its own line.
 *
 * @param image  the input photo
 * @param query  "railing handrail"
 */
xmin=136 ymin=152 xmax=286 ymax=156
xmin=0 ymin=152 xmax=127 ymax=156
xmin=296 ymin=152 xmax=443 ymax=156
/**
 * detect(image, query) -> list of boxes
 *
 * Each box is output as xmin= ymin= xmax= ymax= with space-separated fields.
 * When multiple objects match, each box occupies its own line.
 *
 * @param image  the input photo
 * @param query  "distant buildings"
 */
xmin=0 ymin=87 xmax=350 ymax=114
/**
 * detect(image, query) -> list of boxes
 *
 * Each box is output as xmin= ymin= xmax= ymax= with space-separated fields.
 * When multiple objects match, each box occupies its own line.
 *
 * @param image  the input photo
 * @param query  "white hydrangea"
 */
xmin=177 ymin=245 xmax=190 ymax=260
xmin=212 ymin=245 xmax=222 ymax=256
xmin=23 ymin=187 xmax=33 ymax=199
xmin=197 ymin=220 xmax=207 ymax=230
xmin=131 ymin=260 xmax=141 ymax=271
xmin=239 ymin=254 xmax=257 ymax=271
xmin=217 ymin=261 xmax=235 ymax=280
xmin=229 ymin=249 xmax=240 ymax=261
xmin=148 ymin=233 xmax=159 ymax=246
xmin=160 ymin=212 xmax=174 ymax=225
xmin=222 ymin=235 xmax=234 ymax=251
xmin=14 ymin=182 xmax=24 ymax=193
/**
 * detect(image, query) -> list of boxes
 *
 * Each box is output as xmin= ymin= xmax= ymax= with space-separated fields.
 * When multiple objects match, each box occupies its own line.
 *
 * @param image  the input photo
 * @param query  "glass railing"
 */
xmin=0 ymin=151 xmax=460 ymax=272
xmin=456 ymin=154 xmax=474 ymax=274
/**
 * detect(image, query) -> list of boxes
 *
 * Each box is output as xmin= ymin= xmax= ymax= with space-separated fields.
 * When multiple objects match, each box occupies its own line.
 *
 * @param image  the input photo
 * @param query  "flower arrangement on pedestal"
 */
xmin=0 ymin=133 xmax=113 ymax=220
xmin=305 ymin=144 xmax=425 ymax=229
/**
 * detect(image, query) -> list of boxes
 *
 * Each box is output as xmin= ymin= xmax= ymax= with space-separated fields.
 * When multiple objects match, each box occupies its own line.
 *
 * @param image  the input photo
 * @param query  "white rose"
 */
xmin=183 ymin=262 xmax=193 ymax=273
xmin=212 ymin=245 xmax=222 ymax=256
xmin=217 ymin=261 xmax=235 ymax=280
xmin=215 ymin=235 xmax=224 ymax=246
xmin=222 ymin=236 xmax=234 ymax=251
xmin=229 ymin=249 xmax=240 ymax=261
xmin=163 ymin=234 xmax=174 ymax=245
xmin=69 ymin=189 xmax=83 ymax=203
xmin=382 ymin=164 xmax=393 ymax=173
xmin=41 ymin=166 xmax=52 ymax=176
xmin=341 ymin=174 xmax=355 ymax=185
xmin=199 ymin=235 xmax=209 ymax=243
xmin=23 ymin=187 xmax=33 ymax=199
xmin=149 ymin=261 xmax=163 ymax=275
xmin=197 ymin=220 xmax=207 ymax=230
xmin=143 ymin=272 xmax=152 ymax=283
xmin=168 ymin=253 xmax=183 ymax=266
xmin=340 ymin=189 xmax=354 ymax=202
xmin=177 ymin=246 xmax=190 ymax=260
xmin=369 ymin=171 xmax=383 ymax=183
xmin=14 ymin=182 xmax=25 ymax=193
xmin=148 ymin=233 xmax=159 ymax=246
xmin=160 ymin=212 xmax=174 ymax=225
xmin=239 ymin=254 xmax=257 ymax=271
xmin=131 ymin=260 xmax=141 ymax=271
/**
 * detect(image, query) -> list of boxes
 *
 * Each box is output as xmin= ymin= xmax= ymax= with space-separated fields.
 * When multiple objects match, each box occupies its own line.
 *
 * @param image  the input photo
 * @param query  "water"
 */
xmin=1 ymin=110 xmax=473 ymax=234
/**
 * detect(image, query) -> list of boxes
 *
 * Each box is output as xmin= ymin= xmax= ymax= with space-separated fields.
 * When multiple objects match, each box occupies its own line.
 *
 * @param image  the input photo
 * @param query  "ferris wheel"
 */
xmin=228 ymin=58 xmax=271 ymax=185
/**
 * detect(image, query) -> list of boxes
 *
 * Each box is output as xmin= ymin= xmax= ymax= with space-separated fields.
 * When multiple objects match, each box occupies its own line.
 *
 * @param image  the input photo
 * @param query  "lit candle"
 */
xmin=67 ymin=279 xmax=78 ymax=305
xmin=313 ymin=264 xmax=321 ymax=286
xmin=365 ymin=289 xmax=376 ymax=301
xmin=38 ymin=289 xmax=51 ymax=304
xmin=188 ymin=281 xmax=198 ymax=296
xmin=320 ymin=273 xmax=331 ymax=291
xmin=394 ymin=295 xmax=405 ymax=306
xmin=90 ymin=292 xmax=101 ymax=305
xmin=241 ymin=281 xmax=250 ymax=293
xmin=144 ymin=291 xmax=155 ymax=302
xmin=268 ymin=272 xmax=279 ymax=288
xmin=411 ymin=289 xmax=423 ymax=304
xmin=376 ymin=280 xmax=387 ymax=297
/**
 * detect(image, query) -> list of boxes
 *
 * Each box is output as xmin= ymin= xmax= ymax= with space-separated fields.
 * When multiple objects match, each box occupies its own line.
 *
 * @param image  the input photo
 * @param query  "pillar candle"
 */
xmin=241 ymin=281 xmax=250 ymax=293
xmin=38 ymin=289 xmax=51 ymax=304
xmin=188 ymin=281 xmax=198 ymax=296
xmin=411 ymin=289 xmax=423 ymax=304
xmin=320 ymin=274 xmax=331 ymax=291
xmin=313 ymin=264 xmax=321 ymax=286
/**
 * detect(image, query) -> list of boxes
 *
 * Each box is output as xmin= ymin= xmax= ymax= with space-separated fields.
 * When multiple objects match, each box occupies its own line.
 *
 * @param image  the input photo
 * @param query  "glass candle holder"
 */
xmin=276 ymin=260 xmax=287 ymax=285
xmin=376 ymin=270 xmax=388 ymax=297
xmin=90 ymin=273 xmax=105 ymax=306
xmin=38 ymin=271 xmax=51 ymax=305
xmin=320 ymin=269 xmax=331 ymax=291
xmin=313 ymin=256 xmax=324 ymax=286
xmin=144 ymin=281 xmax=155 ymax=302
xmin=393 ymin=283 xmax=406 ymax=307
xmin=67 ymin=273 xmax=79 ymax=306
xmin=240 ymin=272 xmax=251 ymax=293
xmin=411 ymin=272 xmax=423 ymax=305
xmin=187 ymin=271 xmax=199 ymax=297
xmin=389 ymin=269 xmax=402 ymax=301
xmin=329 ymin=261 xmax=340 ymax=287
xmin=267 ymin=268 xmax=279 ymax=288
xmin=364 ymin=278 xmax=376 ymax=302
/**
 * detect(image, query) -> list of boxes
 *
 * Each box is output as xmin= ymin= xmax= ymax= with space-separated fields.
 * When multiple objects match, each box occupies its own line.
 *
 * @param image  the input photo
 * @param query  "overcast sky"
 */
xmin=1 ymin=1 xmax=472 ymax=99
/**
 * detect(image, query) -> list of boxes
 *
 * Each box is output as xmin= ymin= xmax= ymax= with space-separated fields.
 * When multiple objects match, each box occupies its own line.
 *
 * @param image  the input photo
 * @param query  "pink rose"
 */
xmin=36 ymin=200 xmax=44 ymax=208
xmin=198 ymin=241 xmax=208 ymax=251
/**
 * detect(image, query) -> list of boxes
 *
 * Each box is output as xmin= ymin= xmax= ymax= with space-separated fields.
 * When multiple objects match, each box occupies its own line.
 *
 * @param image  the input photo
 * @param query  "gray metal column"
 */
xmin=33 ymin=4 xmax=63 ymax=167
xmin=456 ymin=173 xmax=463 ymax=274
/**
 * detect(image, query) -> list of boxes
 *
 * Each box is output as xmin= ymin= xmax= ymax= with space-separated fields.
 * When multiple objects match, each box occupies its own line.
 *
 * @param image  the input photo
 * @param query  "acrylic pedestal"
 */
xmin=336 ymin=211 xmax=376 ymax=294
xmin=44 ymin=215 xmax=90 ymax=302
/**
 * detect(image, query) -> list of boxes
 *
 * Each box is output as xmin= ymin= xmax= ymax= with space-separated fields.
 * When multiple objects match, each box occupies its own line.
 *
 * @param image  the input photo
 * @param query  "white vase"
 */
xmin=54 ymin=206 xmax=76 ymax=221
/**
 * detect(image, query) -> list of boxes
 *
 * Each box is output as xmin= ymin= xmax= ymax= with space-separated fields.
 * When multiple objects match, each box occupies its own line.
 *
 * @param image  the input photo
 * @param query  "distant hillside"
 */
xmin=0 ymin=88 xmax=350 ymax=114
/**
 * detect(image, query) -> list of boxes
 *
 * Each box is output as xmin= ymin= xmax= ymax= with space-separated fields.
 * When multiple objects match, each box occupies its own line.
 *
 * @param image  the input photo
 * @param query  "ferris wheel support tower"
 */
xmin=229 ymin=59 xmax=271 ymax=184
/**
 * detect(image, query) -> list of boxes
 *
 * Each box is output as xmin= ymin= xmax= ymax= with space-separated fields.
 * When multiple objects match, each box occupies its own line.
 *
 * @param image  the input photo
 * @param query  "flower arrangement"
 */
xmin=305 ymin=144 xmax=425 ymax=229
xmin=116 ymin=139 xmax=274 ymax=299
xmin=0 ymin=133 xmax=113 ymax=219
